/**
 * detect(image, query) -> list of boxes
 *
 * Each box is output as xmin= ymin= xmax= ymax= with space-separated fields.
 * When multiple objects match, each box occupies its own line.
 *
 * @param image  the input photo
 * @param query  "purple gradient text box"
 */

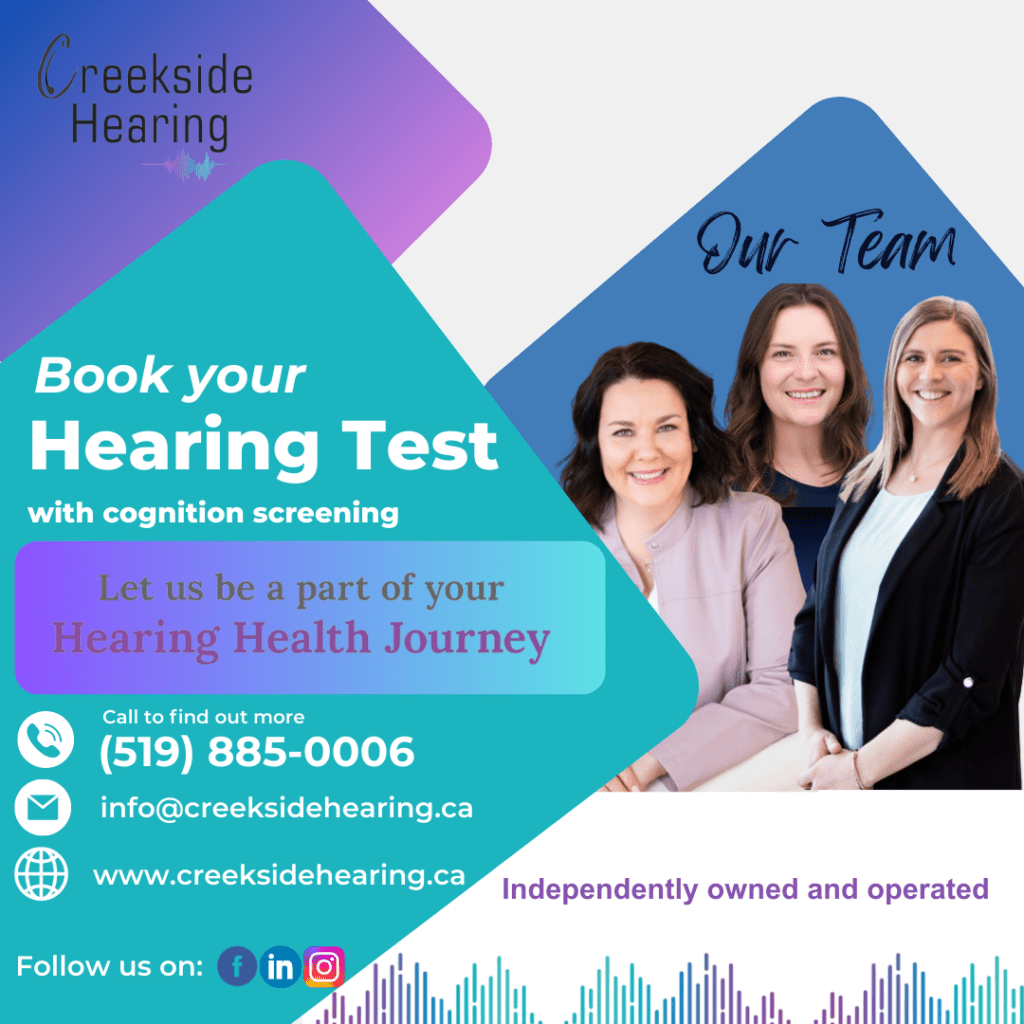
xmin=16 ymin=541 xmax=605 ymax=695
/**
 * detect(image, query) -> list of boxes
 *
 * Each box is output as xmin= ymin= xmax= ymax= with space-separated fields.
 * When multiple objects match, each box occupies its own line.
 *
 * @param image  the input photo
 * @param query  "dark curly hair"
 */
xmin=560 ymin=342 xmax=737 ymax=527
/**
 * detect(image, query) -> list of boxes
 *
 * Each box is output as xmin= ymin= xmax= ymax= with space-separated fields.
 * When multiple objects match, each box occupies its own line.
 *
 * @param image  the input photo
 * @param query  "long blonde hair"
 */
xmin=841 ymin=297 xmax=1000 ymax=502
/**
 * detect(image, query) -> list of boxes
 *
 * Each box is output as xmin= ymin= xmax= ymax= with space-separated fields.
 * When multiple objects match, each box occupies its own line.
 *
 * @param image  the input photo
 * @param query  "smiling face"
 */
xmin=598 ymin=377 xmax=693 ymax=519
xmin=896 ymin=319 xmax=982 ymax=436
xmin=759 ymin=304 xmax=846 ymax=429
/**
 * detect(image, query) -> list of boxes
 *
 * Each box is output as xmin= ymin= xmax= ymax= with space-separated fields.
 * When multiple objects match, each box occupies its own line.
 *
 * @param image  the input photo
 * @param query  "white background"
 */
xmin=302 ymin=4 xmax=1022 ymax=1021
xmin=377 ymin=1 xmax=1024 ymax=384
xmin=301 ymin=795 xmax=1021 ymax=1024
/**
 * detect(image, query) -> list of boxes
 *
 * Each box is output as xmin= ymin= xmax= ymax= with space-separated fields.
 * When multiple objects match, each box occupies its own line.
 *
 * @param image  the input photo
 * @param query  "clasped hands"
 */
xmin=599 ymin=730 xmax=871 ymax=792
xmin=600 ymin=751 xmax=666 ymax=792
xmin=797 ymin=727 xmax=868 ymax=790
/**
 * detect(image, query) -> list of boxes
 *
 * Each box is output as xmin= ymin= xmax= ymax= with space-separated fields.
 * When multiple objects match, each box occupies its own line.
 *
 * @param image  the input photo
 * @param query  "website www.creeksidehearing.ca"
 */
xmin=92 ymin=863 xmax=465 ymax=891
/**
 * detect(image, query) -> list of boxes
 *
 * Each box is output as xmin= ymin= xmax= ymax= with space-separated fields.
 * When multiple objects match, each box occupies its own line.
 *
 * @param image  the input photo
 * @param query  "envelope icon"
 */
xmin=27 ymin=794 xmax=59 ymax=820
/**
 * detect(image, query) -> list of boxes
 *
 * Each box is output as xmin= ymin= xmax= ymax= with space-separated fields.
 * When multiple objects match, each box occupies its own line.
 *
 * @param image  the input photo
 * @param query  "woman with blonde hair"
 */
xmin=789 ymin=297 xmax=1024 ymax=789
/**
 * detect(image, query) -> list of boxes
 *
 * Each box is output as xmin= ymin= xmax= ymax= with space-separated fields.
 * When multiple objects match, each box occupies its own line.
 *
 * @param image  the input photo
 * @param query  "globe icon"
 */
xmin=15 ymin=847 xmax=69 ymax=901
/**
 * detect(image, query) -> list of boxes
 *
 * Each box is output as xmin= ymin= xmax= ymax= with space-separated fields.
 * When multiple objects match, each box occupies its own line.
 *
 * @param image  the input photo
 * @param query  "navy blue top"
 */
xmin=767 ymin=471 xmax=842 ymax=592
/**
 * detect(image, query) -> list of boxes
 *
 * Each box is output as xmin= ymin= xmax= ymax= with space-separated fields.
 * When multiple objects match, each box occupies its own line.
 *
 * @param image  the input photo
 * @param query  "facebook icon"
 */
xmin=217 ymin=946 xmax=258 ymax=987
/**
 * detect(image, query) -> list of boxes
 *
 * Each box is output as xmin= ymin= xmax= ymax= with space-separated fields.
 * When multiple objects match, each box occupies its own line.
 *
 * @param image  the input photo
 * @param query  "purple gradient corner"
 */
xmin=1 ymin=0 xmax=491 ymax=359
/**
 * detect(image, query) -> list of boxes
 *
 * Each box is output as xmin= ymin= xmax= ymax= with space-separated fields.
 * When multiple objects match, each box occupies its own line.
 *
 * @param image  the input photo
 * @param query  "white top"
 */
xmin=834 ymin=488 xmax=934 ymax=749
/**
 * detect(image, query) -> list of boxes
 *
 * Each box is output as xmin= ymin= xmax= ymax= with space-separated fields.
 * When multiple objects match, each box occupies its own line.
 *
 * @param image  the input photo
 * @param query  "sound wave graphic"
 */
xmin=141 ymin=151 xmax=235 ymax=183
xmin=308 ymin=953 xmax=1022 ymax=1024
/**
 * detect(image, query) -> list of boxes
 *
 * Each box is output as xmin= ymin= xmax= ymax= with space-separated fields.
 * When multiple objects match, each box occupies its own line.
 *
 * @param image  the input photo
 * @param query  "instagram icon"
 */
xmin=304 ymin=947 xmax=345 ymax=989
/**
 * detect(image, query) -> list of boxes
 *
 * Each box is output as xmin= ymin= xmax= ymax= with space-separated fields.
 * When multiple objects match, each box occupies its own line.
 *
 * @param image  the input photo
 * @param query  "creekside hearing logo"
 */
xmin=217 ymin=946 xmax=344 ymax=988
xmin=36 ymin=33 xmax=246 ymax=180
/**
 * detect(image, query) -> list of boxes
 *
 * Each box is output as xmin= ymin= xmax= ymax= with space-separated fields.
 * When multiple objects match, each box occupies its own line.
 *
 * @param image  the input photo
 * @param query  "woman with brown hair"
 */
xmin=726 ymin=283 xmax=871 ymax=588
xmin=562 ymin=342 xmax=805 ymax=791
xmin=789 ymin=297 xmax=1024 ymax=789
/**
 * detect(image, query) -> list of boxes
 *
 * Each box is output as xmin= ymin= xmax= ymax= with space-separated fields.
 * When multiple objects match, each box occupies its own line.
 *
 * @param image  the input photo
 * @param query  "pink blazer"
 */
xmin=597 ymin=487 xmax=804 ymax=789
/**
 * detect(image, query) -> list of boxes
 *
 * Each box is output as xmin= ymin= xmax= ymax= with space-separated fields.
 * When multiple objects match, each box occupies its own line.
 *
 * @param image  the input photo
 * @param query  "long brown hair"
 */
xmin=725 ymin=283 xmax=871 ymax=498
xmin=841 ymin=297 xmax=1000 ymax=502
xmin=561 ymin=343 xmax=736 ymax=527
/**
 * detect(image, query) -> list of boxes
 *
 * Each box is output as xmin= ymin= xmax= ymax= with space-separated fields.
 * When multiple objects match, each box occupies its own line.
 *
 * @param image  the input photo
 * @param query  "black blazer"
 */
xmin=789 ymin=449 xmax=1024 ymax=789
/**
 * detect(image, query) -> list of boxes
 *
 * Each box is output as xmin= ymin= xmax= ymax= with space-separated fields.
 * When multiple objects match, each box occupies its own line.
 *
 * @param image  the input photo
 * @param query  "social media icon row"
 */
xmin=217 ymin=946 xmax=344 ymax=989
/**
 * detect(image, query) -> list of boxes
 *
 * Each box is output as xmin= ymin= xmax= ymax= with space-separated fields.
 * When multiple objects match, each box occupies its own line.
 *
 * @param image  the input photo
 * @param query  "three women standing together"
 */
xmin=562 ymin=287 xmax=1024 ymax=791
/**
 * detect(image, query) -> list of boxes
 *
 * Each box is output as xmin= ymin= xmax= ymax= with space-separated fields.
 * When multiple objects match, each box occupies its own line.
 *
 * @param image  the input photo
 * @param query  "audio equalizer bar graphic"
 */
xmin=309 ymin=954 xmax=1021 ymax=1024
xmin=812 ymin=955 xmax=1021 ymax=1024
xmin=142 ymin=150 xmax=236 ymax=182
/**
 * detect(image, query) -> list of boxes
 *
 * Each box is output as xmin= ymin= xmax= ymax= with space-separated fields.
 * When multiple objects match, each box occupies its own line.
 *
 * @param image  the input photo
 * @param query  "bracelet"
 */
xmin=851 ymin=749 xmax=872 ymax=790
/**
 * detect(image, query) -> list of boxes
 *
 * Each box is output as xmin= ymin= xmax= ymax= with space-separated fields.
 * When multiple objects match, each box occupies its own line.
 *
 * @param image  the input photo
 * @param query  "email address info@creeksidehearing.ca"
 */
xmin=91 ymin=863 xmax=465 ymax=890
xmin=101 ymin=795 xmax=473 ymax=825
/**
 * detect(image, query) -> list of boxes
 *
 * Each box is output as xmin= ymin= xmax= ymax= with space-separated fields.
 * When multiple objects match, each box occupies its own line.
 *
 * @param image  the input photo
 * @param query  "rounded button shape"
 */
xmin=218 ymin=947 xmax=257 ymax=986
xmin=649 ymin=542 xmax=659 ymax=550
xmin=18 ymin=712 xmax=75 ymax=769
xmin=260 ymin=946 xmax=300 ymax=988
xmin=963 ymin=676 xmax=974 ymax=688
xmin=14 ymin=779 xmax=72 ymax=837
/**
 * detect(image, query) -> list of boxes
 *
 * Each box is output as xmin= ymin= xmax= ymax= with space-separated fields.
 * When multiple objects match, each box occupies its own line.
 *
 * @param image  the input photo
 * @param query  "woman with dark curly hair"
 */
xmin=562 ymin=342 xmax=805 ymax=791
xmin=726 ymin=283 xmax=871 ymax=588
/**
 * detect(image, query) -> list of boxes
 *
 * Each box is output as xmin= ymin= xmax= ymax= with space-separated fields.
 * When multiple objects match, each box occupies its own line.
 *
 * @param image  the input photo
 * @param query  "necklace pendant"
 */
xmin=910 ymin=472 xmax=917 ymax=483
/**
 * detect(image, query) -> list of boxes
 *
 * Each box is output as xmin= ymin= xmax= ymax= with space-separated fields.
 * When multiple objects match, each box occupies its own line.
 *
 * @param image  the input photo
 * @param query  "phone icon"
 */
xmin=28 ymin=723 xmax=62 ymax=756
xmin=18 ymin=712 xmax=74 ymax=769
